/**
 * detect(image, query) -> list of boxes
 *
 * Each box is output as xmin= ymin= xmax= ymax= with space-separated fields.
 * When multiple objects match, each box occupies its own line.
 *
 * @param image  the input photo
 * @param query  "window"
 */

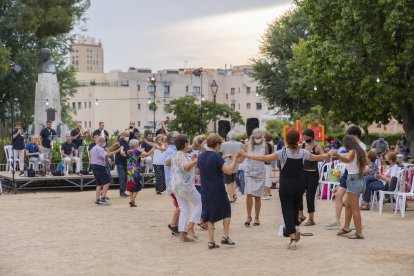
xmin=238 ymin=103 xmax=240 ymax=110
xmin=148 ymin=85 xmax=156 ymax=93
xmin=246 ymin=87 xmax=251 ymax=93
xmin=137 ymin=84 xmax=140 ymax=91
xmin=231 ymin=103 xmax=235 ymax=110
xmin=247 ymin=103 xmax=251 ymax=109
xmin=238 ymin=88 xmax=240 ymax=93
xmin=230 ymin=88 xmax=235 ymax=94
xmin=256 ymin=102 xmax=262 ymax=110
xmin=89 ymin=101 xmax=91 ymax=108
xmin=186 ymin=86 xmax=189 ymax=93
xmin=89 ymin=121 xmax=91 ymax=128
xmin=226 ymin=94 xmax=228 ymax=100
xmin=137 ymin=121 xmax=141 ymax=127
xmin=77 ymin=102 xmax=82 ymax=109
xmin=256 ymin=86 xmax=260 ymax=93
xmin=164 ymin=85 xmax=170 ymax=94
xmin=138 ymin=103 xmax=141 ymax=110
xmin=84 ymin=121 xmax=87 ymax=128
xmin=84 ymin=102 xmax=87 ymax=108
xmin=72 ymin=102 xmax=76 ymax=109
xmin=193 ymin=86 xmax=201 ymax=94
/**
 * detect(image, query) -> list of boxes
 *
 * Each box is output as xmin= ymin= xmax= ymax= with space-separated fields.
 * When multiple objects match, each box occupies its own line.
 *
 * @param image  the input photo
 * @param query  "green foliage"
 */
xmin=328 ymin=132 xmax=402 ymax=148
xmin=165 ymin=96 xmax=245 ymax=138
xmin=235 ymin=132 xmax=248 ymax=142
xmin=0 ymin=0 xmax=90 ymax=138
xmin=289 ymin=0 xmax=414 ymax=153
xmin=252 ymin=8 xmax=311 ymax=115
xmin=265 ymin=119 xmax=289 ymax=137
xmin=149 ymin=102 xmax=158 ymax=112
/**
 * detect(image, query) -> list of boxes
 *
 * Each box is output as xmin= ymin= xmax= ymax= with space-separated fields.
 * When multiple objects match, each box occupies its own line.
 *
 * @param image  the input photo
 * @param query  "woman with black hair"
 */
xmin=329 ymin=135 xmax=367 ymax=239
xmin=299 ymin=129 xmax=325 ymax=226
xmin=240 ymin=130 xmax=330 ymax=250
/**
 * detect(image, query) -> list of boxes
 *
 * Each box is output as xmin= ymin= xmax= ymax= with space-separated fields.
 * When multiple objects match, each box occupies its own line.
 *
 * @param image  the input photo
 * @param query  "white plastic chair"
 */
xmin=86 ymin=147 xmax=91 ymax=171
xmin=59 ymin=145 xmax=70 ymax=175
xmin=394 ymin=168 xmax=414 ymax=217
xmin=318 ymin=162 xmax=341 ymax=202
xmin=4 ymin=145 xmax=13 ymax=172
xmin=378 ymin=168 xmax=403 ymax=214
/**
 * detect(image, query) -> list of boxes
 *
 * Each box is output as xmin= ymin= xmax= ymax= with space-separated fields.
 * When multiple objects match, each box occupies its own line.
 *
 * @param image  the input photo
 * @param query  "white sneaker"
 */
xmin=262 ymin=196 xmax=271 ymax=200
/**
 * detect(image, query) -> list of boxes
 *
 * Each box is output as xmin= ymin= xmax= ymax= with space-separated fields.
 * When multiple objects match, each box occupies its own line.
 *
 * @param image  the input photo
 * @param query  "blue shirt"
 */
xmin=39 ymin=128 xmax=56 ymax=148
xmin=276 ymin=139 xmax=285 ymax=150
xmin=164 ymin=144 xmax=177 ymax=195
xmin=11 ymin=129 xmax=25 ymax=150
xmin=26 ymin=143 xmax=39 ymax=158
xmin=115 ymin=139 xmax=130 ymax=166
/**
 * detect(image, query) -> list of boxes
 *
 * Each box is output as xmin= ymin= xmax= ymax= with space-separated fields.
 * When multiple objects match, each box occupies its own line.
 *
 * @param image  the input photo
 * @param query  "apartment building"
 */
xmin=70 ymin=36 xmax=104 ymax=73
xmin=69 ymin=66 xmax=271 ymax=135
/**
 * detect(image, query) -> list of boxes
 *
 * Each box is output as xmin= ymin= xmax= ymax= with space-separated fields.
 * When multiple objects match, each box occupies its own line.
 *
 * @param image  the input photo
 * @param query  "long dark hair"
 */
xmin=342 ymin=135 xmax=366 ymax=175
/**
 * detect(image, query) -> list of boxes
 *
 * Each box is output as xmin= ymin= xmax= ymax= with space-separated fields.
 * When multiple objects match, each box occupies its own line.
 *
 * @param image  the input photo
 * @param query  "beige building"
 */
xmin=69 ymin=66 xmax=271 ymax=135
xmin=70 ymin=36 xmax=104 ymax=73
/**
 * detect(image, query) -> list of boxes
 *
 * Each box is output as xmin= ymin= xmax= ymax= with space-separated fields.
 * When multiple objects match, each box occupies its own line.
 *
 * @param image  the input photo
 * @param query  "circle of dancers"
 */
xmin=10 ymin=120 xmax=411 ymax=250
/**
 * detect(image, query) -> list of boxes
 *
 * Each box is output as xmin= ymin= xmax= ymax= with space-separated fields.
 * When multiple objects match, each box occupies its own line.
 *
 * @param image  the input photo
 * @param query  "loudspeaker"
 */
xmin=218 ymin=120 xmax=231 ymax=139
xmin=246 ymin=118 xmax=259 ymax=137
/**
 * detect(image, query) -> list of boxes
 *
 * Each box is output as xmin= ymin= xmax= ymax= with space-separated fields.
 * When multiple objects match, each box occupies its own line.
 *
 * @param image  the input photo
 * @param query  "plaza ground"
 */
xmin=1 ymin=187 xmax=413 ymax=276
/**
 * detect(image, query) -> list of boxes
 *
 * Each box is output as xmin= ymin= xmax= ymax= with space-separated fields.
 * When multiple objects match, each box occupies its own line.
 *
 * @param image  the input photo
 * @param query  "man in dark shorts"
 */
xmin=220 ymin=131 xmax=243 ymax=203
xmin=90 ymin=136 xmax=120 ymax=206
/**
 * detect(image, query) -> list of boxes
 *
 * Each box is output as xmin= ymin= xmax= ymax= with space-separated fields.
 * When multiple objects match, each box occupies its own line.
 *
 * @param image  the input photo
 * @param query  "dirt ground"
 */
xmin=1 ymin=186 xmax=414 ymax=276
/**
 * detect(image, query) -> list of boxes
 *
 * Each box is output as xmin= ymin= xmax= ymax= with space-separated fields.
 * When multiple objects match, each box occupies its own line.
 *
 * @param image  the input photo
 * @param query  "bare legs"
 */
xmin=335 ymin=187 xmax=347 ymax=220
xmin=129 ymin=192 xmax=138 ymax=207
xmin=226 ymin=182 xmax=236 ymax=201
xmin=207 ymin=218 xmax=231 ymax=244
xmin=343 ymin=192 xmax=362 ymax=235
xmin=171 ymin=207 xmax=180 ymax=228
xmin=246 ymin=194 xmax=261 ymax=224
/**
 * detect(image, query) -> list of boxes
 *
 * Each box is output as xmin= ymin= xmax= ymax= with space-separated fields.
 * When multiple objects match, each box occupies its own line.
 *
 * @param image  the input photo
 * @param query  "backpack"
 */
xmin=27 ymin=168 xmax=36 ymax=177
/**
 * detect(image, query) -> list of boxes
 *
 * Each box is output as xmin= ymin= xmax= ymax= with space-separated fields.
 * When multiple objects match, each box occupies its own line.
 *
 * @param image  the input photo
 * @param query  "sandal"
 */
xmin=197 ymin=223 xmax=208 ymax=230
xmin=221 ymin=236 xmax=235 ymax=246
xmin=180 ymin=233 xmax=195 ymax=242
xmin=299 ymin=216 xmax=306 ymax=224
xmin=208 ymin=242 xmax=220 ymax=249
xmin=348 ymin=233 xmax=364 ymax=239
xmin=361 ymin=205 xmax=370 ymax=211
xmin=185 ymin=225 xmax=199 ymax=240
xmin=245 ymin=217 xmax=252 ymax=227
xmin=304 ymin=220 xmax=315 ymax=226
xmin=253 ymin=220 xmax=260 ymax=226
xmin=295 ymin=230 xmax=301 ymax=243
xmin=336 ymin=228 xmax=352 ymax=236
xmin=287 ymin=239 xmax=297 ymax=250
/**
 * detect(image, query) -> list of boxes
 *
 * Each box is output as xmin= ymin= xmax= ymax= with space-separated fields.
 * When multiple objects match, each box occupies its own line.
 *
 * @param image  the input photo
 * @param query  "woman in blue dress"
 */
xmin=197 ymin=134 xmax=240 ymax=249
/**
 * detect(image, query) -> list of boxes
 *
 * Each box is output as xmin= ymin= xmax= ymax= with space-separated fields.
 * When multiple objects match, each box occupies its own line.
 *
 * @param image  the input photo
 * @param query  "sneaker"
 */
xmin=120 ymin=194 xmax=128 ymax=198
xmin=168 ymin=224 xmax=179 ymax=235
xmin=94 ymin=200 xmax=102 ymax=206
xmin=262 ymin=195 xmax=271 ymax=200
xmin=101 ymin=196 xmax=110 ymax=201
xmin=324 ymin=219 xmax=341 ymax=229
xmin=99 ymin=198 xmax=111 ymax=206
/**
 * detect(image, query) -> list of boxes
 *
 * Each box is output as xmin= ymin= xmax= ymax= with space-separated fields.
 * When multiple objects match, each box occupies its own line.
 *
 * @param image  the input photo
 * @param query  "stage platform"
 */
xmin=0 ymin=171 xmax=155 ymax=193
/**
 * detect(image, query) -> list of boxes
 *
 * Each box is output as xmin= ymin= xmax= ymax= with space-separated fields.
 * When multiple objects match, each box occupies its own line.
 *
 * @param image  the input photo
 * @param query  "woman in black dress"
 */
xmin=240 ymin=130 xmax=330 ymax=250
xmin=197 ymin=134 xmax=240 ymax=249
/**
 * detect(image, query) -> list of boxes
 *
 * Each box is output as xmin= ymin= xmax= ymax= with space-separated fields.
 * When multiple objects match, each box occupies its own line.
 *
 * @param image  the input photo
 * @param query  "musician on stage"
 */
xmin=71 ymin=121 xmax=86 ymax=159
xmin=11 ymin=122 xmax=25 ymax=173
xmin=39 ymin=120 xmax=56 ymax=169
xmin=93 ymin=121 xmax=109 ymax=142
xmin=26 ymin=135 xmax=51 ymax=173
xmin=129 ymin=121 xmax=140 ymax=141
xmin=61 ymin=133 xmax=81 ymax=175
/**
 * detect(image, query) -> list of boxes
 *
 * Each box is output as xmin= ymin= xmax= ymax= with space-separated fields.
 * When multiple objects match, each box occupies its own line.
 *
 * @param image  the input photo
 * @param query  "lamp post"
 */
xmin=210 ymin=80 xmax=218 ymax=134
xmin=147 ymin=75 xmax=156 ymax=133
xmin=192 ymin=68 xmax=203 ymax=133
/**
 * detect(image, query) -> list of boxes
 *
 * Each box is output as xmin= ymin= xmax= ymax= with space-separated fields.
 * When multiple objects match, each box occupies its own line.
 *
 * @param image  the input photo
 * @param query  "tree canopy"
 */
xmin=165 ymin=96 xmax=244 ymax=138
xmin=0 ymin=0 xmax=90 ymax=137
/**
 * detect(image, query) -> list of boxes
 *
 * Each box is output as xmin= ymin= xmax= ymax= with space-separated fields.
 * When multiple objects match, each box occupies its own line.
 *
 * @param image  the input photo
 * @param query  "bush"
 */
xmin=236 ymin=132 xmax=247 ymax=141
xmin=327 ymin=132 xmax=402 ymax=147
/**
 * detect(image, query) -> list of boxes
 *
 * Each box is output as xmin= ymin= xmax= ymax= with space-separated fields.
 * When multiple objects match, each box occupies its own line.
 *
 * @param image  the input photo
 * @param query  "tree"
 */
xmin=288 ymin=0 xmax=414 ymax=152
xmin=0 ymin=0 xmax=90 ymax=137
xmin=165 ymin=96 xmax=244 ymax=138
xmin=265 ymin=119 xmax=289 ymax=138
xmin=252 ymin=8 xmax=311 ymax=115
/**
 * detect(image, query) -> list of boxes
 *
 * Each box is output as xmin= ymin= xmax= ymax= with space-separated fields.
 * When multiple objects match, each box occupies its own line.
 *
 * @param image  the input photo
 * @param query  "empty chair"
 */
xmin=4 ymin=145 xmax=13 ymax=172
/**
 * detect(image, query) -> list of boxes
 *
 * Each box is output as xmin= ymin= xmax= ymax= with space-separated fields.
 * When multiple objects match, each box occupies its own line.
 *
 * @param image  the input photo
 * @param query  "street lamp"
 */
xmin=210 ymin=80 xmax=218 ymax=134
xmin=192 ymin=68 xmax=203 ymax=133
xmin=147 ymin=75 xmax=156 ymax=133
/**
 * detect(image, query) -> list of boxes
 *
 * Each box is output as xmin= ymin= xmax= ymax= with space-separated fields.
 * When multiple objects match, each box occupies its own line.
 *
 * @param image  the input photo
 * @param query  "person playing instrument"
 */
xmin=93 ymin=122 xmax=109 ymax=142
xmin=39 ymin=120 xmax=56 ymax=172
xmin=26 ymin=136 xmax=51 ymax=173
xmin=71 ymin=121 xmax=85 ymax=159
xmin=11 ymin=122 xmax=25 ymax=173
xmin=128 ymin=121 xmax=140 ymax=141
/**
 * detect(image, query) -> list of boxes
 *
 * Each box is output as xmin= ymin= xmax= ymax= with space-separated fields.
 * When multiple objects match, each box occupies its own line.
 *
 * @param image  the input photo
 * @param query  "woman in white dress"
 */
xmin=240 ymin=128 xmax=268 ymax=227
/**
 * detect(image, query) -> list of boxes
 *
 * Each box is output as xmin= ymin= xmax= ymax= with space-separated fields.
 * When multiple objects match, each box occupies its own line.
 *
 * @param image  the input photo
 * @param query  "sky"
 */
xmin=74 ymin=0 xmax=293 ymax=72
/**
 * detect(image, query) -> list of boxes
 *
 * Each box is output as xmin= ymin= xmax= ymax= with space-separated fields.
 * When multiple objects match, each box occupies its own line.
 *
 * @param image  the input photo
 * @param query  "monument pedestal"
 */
xmin=33 ymin=73 xmax=67 ymax=141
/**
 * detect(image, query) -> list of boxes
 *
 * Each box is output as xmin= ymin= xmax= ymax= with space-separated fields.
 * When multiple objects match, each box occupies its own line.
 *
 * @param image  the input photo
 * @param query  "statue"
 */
xmin=40 ymin=48 xmax=56 ymax=74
